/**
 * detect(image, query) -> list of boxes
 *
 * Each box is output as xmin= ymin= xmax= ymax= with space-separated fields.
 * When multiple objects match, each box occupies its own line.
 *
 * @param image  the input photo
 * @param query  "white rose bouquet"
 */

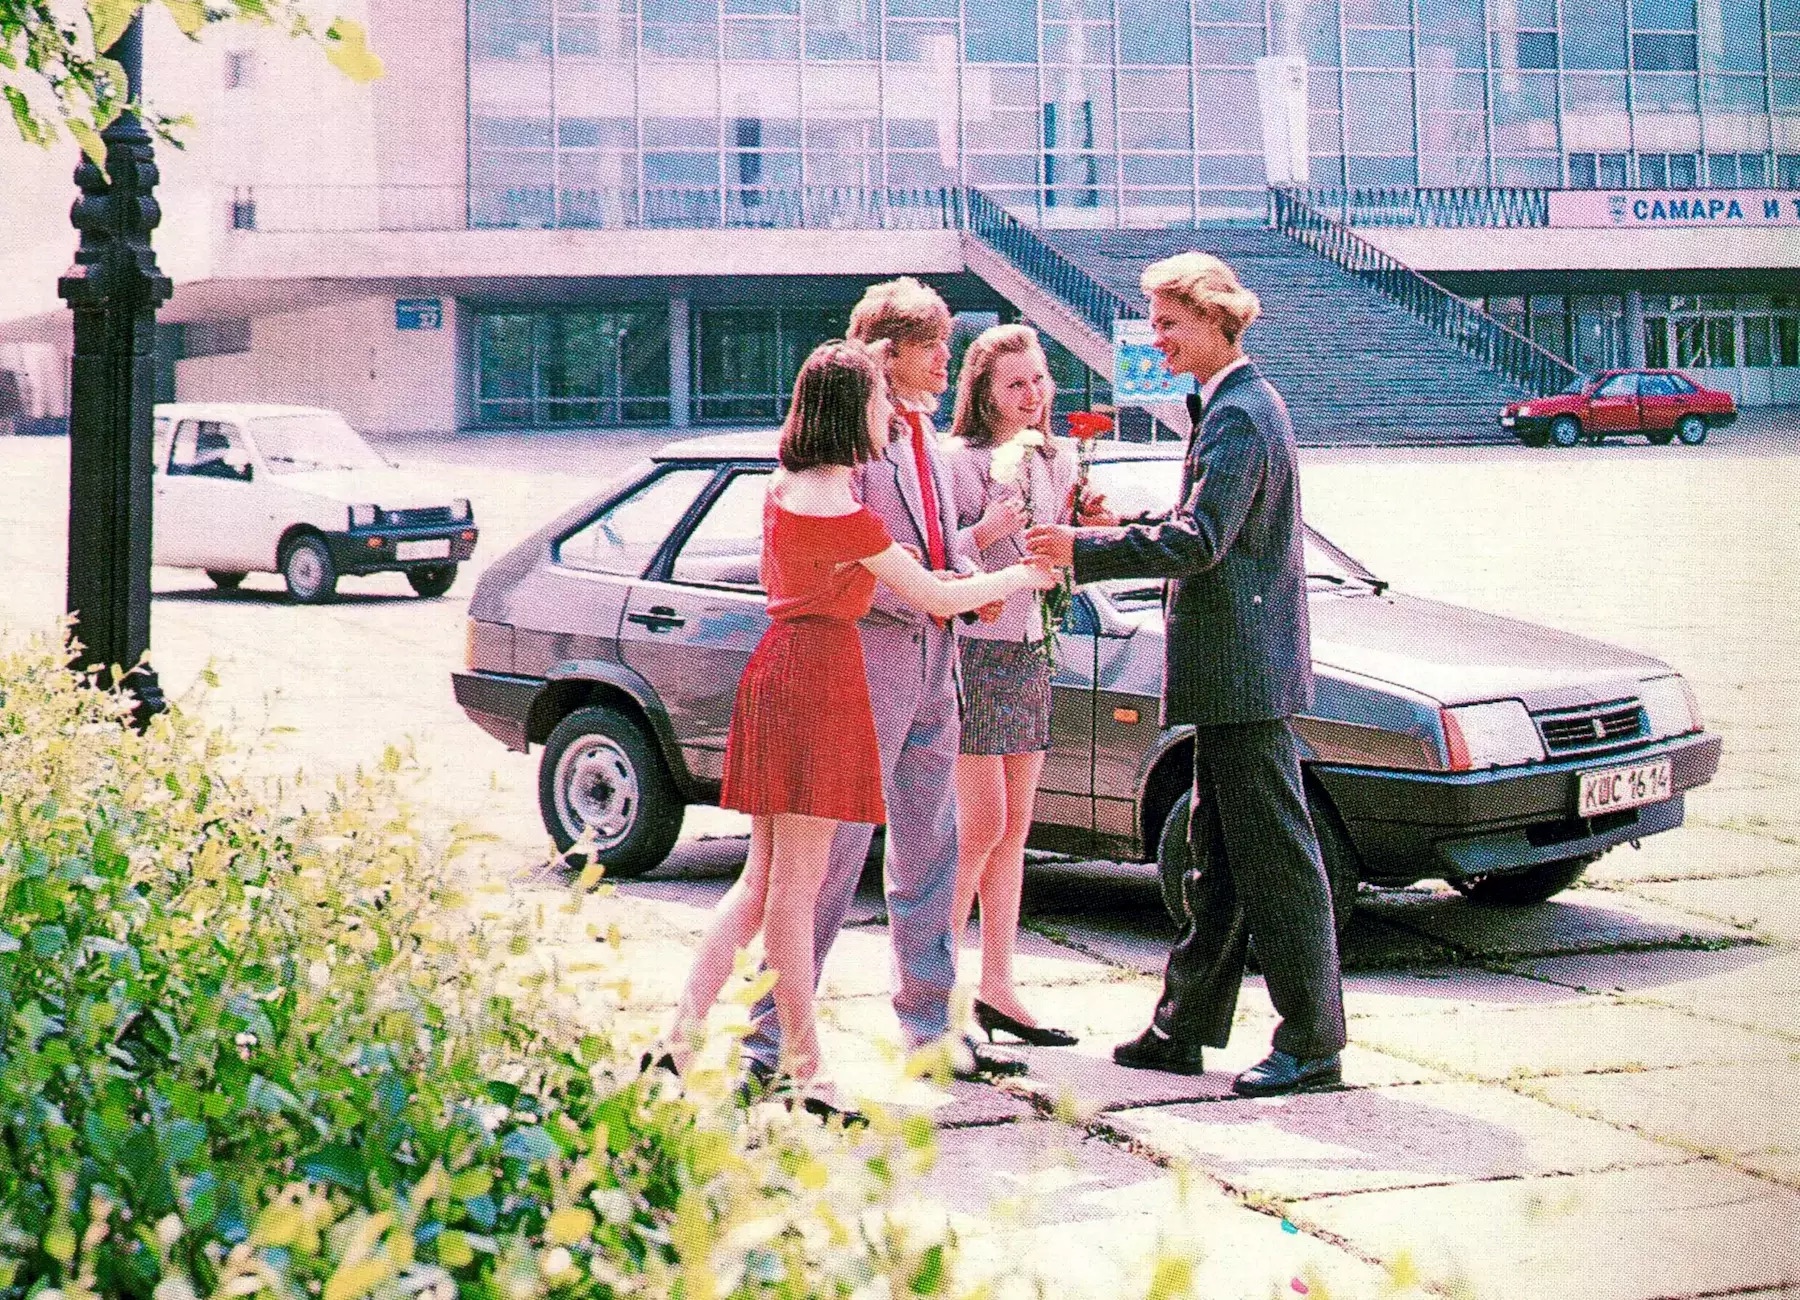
xmin=988 ymin=429 xmax=1072 ymax=665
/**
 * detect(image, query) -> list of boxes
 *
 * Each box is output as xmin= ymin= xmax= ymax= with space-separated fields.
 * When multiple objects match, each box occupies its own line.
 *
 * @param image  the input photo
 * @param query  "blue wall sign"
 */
xmin=1112 ymin=319 xmax=1195 ymax=405
xmin=396 ymin=298 xmax=443 ymax=330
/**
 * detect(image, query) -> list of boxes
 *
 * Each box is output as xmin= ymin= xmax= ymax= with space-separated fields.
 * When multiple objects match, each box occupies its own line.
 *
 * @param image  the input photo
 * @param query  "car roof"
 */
xmin=651 ymin=428 xmax=1188 ymax=463
xmin=153 ymin=402 xmax=340 ymax=421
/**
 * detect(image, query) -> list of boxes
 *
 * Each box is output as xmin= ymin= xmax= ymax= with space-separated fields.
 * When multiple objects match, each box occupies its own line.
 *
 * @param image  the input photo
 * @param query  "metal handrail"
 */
xmin=1269 ymin=187 xmax=1578 ymax=395
xmin=962 ymin=187 xmax=1141 ymax=337
xmin=1286 ymin=186 xmax=1551 ymax=228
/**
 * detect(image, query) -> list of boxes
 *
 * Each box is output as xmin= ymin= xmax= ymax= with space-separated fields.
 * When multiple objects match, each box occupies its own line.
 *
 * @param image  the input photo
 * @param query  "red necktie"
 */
xmin=907 ymin=411 xmax=947 ymax=572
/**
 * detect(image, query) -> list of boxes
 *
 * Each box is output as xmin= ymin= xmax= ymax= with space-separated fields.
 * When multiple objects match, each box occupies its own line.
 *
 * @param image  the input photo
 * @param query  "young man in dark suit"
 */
xmin=1026 ymin=252 xmax=1347 ymax=1097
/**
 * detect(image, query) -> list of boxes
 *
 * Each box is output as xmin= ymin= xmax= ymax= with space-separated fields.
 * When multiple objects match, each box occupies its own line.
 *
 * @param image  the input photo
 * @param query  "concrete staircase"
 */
xmin=1033 ymin=225 xmax=1529 ymax=444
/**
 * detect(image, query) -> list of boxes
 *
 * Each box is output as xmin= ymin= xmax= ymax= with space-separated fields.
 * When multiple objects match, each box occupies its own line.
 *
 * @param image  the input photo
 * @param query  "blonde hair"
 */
xmin=1140 ymin=252 xmax=1261 ymax=343
xmin=848 ymin=276 xmax=952 ymax=347
xmin=950 ymin=323 xmax=1055 ymax=448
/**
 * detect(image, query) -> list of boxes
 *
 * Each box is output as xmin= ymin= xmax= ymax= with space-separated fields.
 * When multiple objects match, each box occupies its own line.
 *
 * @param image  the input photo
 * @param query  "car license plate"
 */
xmin=397 ymin=539 xmax=451 ymax=561
xmin=1577 ymin=758 xmax=1672 ymax=817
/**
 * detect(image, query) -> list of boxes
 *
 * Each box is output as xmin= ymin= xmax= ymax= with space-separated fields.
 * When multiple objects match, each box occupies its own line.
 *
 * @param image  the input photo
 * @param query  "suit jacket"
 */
xmin=1071 ymin=361 xmax=1313 ymax=726
xmin=943 ymin=434 xmax=1077 ymax=644
xmin=852 ymin=414 xmax=974 ymax=630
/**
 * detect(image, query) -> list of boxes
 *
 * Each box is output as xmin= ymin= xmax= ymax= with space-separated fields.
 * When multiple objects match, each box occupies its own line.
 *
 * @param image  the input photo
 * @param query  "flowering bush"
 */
xmin=0 ymin=629 xmax=964 ymax=1300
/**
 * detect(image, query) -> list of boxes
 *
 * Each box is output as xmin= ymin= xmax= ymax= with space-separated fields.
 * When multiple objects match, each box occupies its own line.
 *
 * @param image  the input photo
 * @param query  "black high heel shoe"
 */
xmin=973 ymin=1000 xmax=1078 ymax=1048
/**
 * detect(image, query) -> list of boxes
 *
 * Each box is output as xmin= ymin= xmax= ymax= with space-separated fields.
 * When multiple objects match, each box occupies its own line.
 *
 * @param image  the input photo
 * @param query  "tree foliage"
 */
xmin=0 ymin=0 xmax=382 ymax=159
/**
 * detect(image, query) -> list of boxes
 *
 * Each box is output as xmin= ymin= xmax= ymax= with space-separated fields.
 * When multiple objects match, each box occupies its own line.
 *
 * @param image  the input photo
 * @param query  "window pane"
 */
xmin=1566 ymin=0 xmax=1629 ymax=68
xmin=1645 ymin=316 xmax=1670 ymax=367
xmin=1491 ymin=72 xmax=1559 ymax=151
xmin=1635 ymin=33 xmax=1699 ymax=70
xmin=1706 ymin=317 xmax=1736 ymax=367
xmin=1119 ymin=0 xmax=1190 ymax=63
xmin=1776 ymin=318 xmax=1800 ymax=367
xmin=1347 ymin=154 xmax=1419 ymax=184
xmin=1346 ymin=28 xmax=1412 ymax=68
xmin=1121 ymin=110 xmax=1194 ymax=149
xmin=1563 ymin=73 xmax=1631 ymax=149
xmin=1632 ymin=0 xmax=1697 ymax=27
xmin=1745 ymin=317 xmax=1773 ymax=367
xmin=1416 ymin=0 xmax=1486 ymax=68
xmin=558 ymin=469 xmax=714 ymax=575
xmin=1345 ymin=72 xmax=1414 ymax=153
xmin=671 ymin=471 xmax=772 ymax=589
xmin=1126 ymin=154 xmax=1196 ymax=185
xmin=1195 ymin=72 xmax=1261 ymax=147
xmin=1196 ymin=154 xmax=1266 ymax=184
xmin=1195 ymin=26 xmax=1266 ymax=64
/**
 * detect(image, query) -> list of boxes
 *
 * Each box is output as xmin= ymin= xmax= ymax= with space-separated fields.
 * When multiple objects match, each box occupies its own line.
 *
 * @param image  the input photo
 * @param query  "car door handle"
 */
xmin=627 ymin=606 xmax=686 ymax=631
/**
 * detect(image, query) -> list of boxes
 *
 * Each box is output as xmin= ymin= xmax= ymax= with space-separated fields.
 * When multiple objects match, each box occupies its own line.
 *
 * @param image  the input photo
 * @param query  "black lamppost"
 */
xmin=58 ymin=13 xmax=170 ymax=728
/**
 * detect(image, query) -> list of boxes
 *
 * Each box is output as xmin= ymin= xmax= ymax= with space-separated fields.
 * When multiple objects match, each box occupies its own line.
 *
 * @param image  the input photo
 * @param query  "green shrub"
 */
xmin=0 ymin=631 xmax=963 ymax=1300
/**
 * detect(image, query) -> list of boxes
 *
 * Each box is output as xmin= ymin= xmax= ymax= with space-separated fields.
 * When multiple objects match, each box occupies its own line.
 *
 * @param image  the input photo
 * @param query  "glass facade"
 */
xmin=469 ymin=0 xmax=1800 ymax=229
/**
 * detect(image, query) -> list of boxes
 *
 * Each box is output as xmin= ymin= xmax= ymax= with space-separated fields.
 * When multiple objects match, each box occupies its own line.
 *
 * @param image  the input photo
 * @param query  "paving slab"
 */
xmin=1515 ymin=943 xmax=1795 ymax=999
xmin=1106 ymin=1082 xmax=1685 ymax=1200
xmin=1000 ymin=1040 xmax=1447 ymax=1119
xmin=1530 ymin=1062 xmax=1800 ymax=1164
xmin=1629 ymin=875 xmax=1800 ymax=948
xmin=1587 ymin=823 xmax=1800 ymax=884
xmin=1373 ymin=887 xmax=1750 ymax=959
xmin=911 ymin=1141 xmax=1395 ymax=1300
xmin=1345 ymin=966 xmax=1598 ymax=1015
xmin=1299 ymin=1162 xmax=1800 ymax=1300
xmin=1349 ymin=1002 xmax=1796 ymax=1080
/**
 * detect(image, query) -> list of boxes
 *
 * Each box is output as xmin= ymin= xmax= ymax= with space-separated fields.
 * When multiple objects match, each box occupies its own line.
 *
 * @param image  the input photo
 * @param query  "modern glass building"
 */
xmin=468 ymin=0 xmax=1800 ymax=230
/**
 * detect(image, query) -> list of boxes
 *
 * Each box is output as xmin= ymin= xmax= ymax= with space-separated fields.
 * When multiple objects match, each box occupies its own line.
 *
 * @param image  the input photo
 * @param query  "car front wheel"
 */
xmin=1676 ymin=414 xmax=1708 ymax=446
xmin=1549 ymin=416 xmax=1582 ymax=448
xmin=281 ymin=535 xmax=337 ymax=604
xmin=206 ymin=570 xmax=245 ymax=590
xmin=1156 ymin=787 xmax=1360 ymax=940
xmin=407 ymin=564 xmax=458 ymax=598
xmin=538 ymin=705 xmax=683 ymax=878
xmin=1458 ymin=855 xmax=1593 ymax=906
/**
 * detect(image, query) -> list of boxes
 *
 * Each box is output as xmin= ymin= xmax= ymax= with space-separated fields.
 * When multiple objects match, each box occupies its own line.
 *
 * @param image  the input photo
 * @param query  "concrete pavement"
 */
xmin=3 ymin=428 xmax=1798 ymax=1298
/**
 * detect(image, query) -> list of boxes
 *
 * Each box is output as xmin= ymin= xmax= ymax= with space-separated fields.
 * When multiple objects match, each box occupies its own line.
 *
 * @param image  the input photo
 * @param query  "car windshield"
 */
xmin=1560 ymin=374 xmax=1594 ymax=395
xmin=249 ymin=413 xmax=389 ymax=474
xmin=1084 ymin=456 xmax=1378 ymax=595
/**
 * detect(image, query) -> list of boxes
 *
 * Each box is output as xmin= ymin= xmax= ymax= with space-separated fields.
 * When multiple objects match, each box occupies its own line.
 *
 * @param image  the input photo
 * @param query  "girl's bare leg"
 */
xmin=975 ymin=750 xmax=1047 ymax=1024
xmin=762 ymin=812 xmax=841 ymax=1084
xmin=952 ymin=754 xmax=1009 ymax=945
xmin=667 ymin=815 xmax=775 ymax=1068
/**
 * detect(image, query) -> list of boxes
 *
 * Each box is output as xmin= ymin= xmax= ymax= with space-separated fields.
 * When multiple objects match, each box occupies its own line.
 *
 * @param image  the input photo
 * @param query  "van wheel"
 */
xmin=206 ymin=571 xmax=246 ymax=590
xmin=1676 ymin=414 xmax=1708 ymax=446
xmin=539 ymin=706 xmax=683 ymax=878
xmin=1459 ymin=856 xmax=1593 ymax=906
xmin=281 ymin=536 xmax=337 ymax=604
xmin=1156 ymin=788 xmax=1360 ymax=940
xmin=406 ymin=564 xmax=458 ymax=598
xmin=1549 ymin=416 xmax=1582 ymax=448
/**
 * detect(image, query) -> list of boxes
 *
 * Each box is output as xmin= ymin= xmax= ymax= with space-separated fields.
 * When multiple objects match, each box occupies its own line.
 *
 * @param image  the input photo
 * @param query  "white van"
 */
xmin=151 ymin=403 xmax=478 ymax=603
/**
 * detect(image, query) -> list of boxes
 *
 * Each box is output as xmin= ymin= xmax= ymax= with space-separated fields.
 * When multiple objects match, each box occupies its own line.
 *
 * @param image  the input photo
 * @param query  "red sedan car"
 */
xmin=1502 ymin=369 xmax=1738 ymax=448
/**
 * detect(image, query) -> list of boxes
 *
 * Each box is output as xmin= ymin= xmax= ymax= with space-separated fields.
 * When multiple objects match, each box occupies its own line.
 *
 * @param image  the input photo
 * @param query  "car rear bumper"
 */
xmin=1315 ymin=731 xmax=1722 ymax=884
xmin=452 ymin=669 xmax=538 ymax=751
xmin=1709 ymin=410 xmax=1740 ymax=427
xmin=326 ymin=525 xmax=479 ymax=576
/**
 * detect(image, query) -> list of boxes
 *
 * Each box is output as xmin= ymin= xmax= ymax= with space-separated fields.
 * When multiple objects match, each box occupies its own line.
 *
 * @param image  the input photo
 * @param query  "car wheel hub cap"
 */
xmin=558 ymin=738 xmax=638 ymax=847
xmin=290 ymin=549 xmax=322 ymax=590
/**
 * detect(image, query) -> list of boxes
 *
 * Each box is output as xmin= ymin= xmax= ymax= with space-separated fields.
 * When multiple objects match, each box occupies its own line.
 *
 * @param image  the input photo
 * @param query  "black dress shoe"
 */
xmin=734 ymin=1055 xmax=779 ymax=1107
xmin=974 ymin=1000 xmax=1079 ymax=1048
xmin=950 ymin=1035 xmax=1029 ymax=1080
xmin=638 ymin=1050 xmax=679 ymax=1076
xmin=1232 ymin=1050 xmax=1342 ymax=1097
xmin=1111 ymin=1026 xmax=1205 ymax=1076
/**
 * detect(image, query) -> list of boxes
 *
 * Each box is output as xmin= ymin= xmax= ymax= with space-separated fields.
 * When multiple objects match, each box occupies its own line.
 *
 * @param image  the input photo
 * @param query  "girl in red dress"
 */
xmin=666 ymin=340 xmax=1055 ymax=1100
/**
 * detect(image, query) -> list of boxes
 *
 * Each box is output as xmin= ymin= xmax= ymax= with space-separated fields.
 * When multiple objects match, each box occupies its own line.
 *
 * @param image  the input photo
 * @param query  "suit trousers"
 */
xmin=745 ymin=619 xmax=962 ymax=1063
xmin=1155 ymin=719 xmax=1347 ymax=1061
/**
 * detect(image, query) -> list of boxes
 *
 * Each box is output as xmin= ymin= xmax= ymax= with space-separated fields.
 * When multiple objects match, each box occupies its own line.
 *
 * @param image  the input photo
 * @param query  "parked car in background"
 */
xmin=151 ymin=403 xmax=478 ymax=603
xmin=451 ymin=434 xmax=1721 ymax=932
xmin=1502 ymin=369 xmax=1737 ymax=448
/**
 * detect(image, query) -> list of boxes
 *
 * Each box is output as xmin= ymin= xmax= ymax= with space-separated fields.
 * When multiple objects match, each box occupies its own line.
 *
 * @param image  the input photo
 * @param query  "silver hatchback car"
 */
xmin=453 ymin=433 xmax=1721 ymax=932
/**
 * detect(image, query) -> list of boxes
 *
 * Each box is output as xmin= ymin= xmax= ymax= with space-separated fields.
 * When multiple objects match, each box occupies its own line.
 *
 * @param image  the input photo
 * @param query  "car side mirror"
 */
xmin=222 ymin=451 xmax=253 ymax=481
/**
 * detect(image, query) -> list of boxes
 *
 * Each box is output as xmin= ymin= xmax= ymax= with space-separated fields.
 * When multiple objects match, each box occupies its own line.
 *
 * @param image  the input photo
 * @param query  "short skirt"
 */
xmin=720 ymin=616 xmax=886 ymax=823
xmin=958 ymin=636 xmax=1052 ymax=756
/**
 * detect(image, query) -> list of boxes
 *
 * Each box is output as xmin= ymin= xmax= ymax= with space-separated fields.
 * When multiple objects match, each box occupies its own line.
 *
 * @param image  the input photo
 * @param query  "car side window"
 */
xmin=669 ymin=469 xmax=771 ymax=590
xmin=1640 ymin=375 xmax=1676 ymax=396
xmin=1593 ymin=373 xmax=1638 ymax=397
xmin=168 ymin=420 xmax=251 ymax=480
xmin=1663 ymin=374 xmax=1695 ymax=394
xmin=556 ymin=466 xmax=714 ymax=577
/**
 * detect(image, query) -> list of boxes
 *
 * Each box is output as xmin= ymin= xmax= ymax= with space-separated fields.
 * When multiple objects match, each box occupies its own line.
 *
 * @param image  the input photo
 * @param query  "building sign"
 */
xmin=1254 ymin=56 xmax=1309 ymax=186
xmin=1548 ymin=190 xmax=1800 ymax=229
xmin=1112 ymin=319 xmax=1195 ymax=405
xmin=396 ymin=298 xmax=443 ymax=330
